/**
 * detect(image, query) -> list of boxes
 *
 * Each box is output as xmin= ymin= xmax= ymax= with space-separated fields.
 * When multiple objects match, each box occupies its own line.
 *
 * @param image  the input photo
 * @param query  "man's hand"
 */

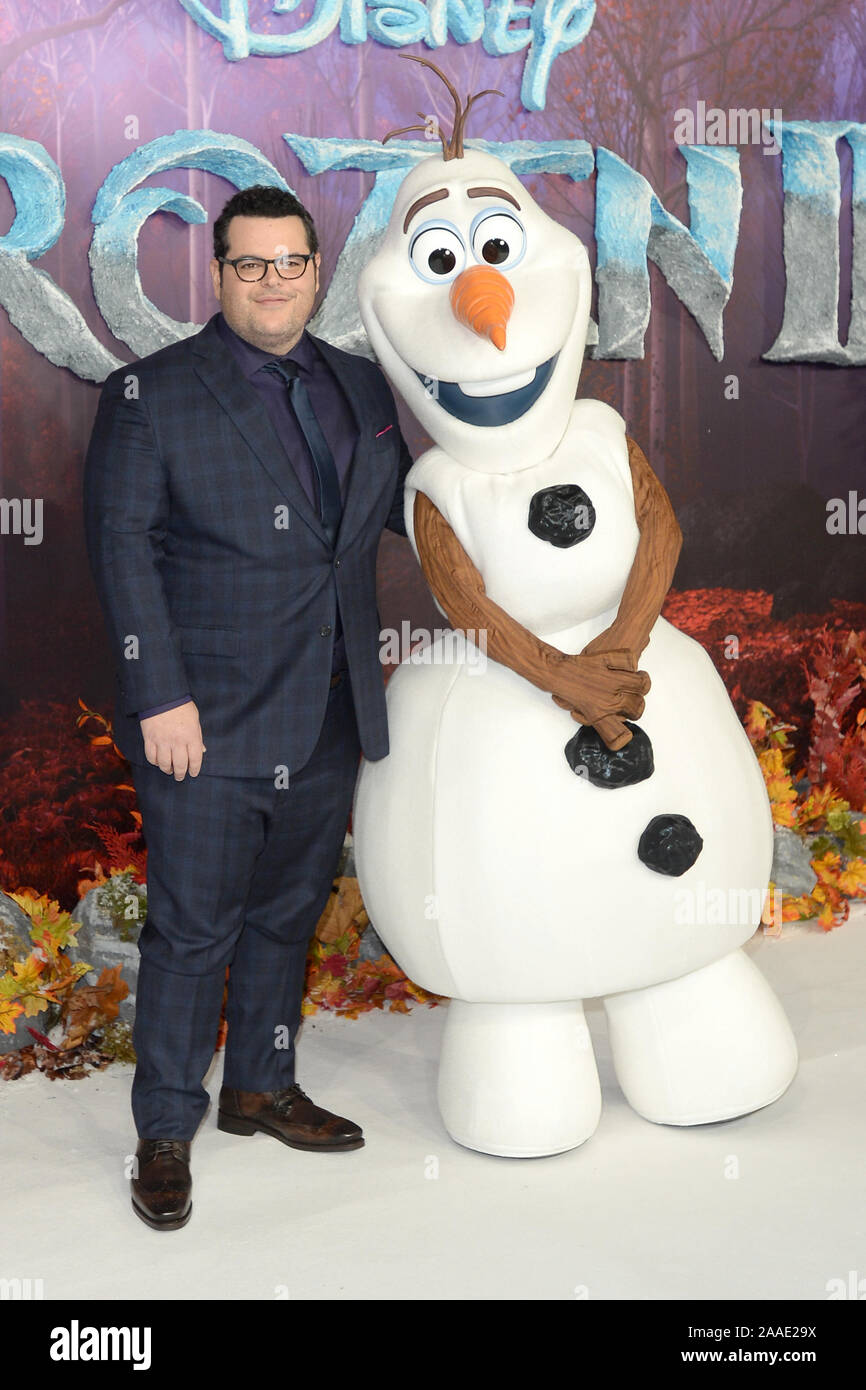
xmin=140 ymin=701 xmax=206 ymax=780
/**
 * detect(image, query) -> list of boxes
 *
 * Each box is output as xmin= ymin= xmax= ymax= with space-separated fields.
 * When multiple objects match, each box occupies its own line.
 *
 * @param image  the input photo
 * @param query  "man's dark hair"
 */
xmin=213 ymin=185 xmax=319 ymax=272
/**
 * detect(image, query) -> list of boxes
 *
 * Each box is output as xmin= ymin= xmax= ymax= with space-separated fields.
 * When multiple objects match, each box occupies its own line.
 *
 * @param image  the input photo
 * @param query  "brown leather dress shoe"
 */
xmin=130 ymin=1139 xmax=192 ymax=1230
xmin=217 ymin=1084 xmax=364 ymax=1151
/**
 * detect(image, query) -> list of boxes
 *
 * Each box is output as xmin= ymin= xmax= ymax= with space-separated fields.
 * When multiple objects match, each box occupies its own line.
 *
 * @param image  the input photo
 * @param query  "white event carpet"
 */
xmin=2 ymin=907 xmax=864 ymax=1301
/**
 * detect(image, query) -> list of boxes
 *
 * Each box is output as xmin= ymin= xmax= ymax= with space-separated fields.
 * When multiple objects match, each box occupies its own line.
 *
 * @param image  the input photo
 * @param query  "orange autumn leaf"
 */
xmin=811 ymin=850 xmax=842 ymax=883
xmin=838 ymin=857 xmax=866 ymax=898
xmin=0 ymin=998 xmax=24 ymax=1035
xmin=314 ymin=876 xmax=368 ymax=946
xmin=58 ymin=964 xmax=129 ymax=1052
xmin=744 ymin=700 xmax=772 ymax=742
xmin=758 ymin=748 xmax=798 ymax=826
xmin=9 ymin=891 xmax=65 ymax=927
xmin=8 ymin=956 xmax=47 ymax=1017
xmin=744 ymin=700 xmax=796 ymax=751
xmin=781 ymin=897 xmax=811 ymax=922
xmin=76 ymin=861 xmax=108 ymax=897
xmin=797 ymin=784 xmax=850 ymax=829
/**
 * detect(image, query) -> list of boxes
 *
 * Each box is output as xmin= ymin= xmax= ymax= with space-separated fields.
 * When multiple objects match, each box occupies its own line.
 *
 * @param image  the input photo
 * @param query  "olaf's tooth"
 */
xmin=458 ymin=367 xmax=535 ymax=397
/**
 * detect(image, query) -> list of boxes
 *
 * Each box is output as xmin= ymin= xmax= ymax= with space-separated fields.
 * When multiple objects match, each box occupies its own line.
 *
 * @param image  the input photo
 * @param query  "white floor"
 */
xmin=2 ymin=908 xmax=864 ymax=1302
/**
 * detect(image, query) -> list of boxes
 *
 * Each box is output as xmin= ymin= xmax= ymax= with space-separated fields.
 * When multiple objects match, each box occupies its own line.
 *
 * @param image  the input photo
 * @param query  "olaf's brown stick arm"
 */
xmin=411 ymin=491 xmax=649 ymax=759
xmin=413 ymin=490 xmax=575 ymax=697
xmin=584 ymin=437 xmax=682 ymax=661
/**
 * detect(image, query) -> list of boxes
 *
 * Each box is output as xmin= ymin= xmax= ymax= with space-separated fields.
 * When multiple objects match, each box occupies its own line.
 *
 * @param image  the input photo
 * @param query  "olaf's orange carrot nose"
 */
xmin=449 ymin=266 xmax=514 ymax=350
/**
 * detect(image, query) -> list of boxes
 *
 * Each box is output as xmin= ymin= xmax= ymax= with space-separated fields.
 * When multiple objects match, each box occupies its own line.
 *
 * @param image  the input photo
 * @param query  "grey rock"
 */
xmin=67 ymin=878 xmax=146 ymax=1025
xmin=0 ymin=1019 xmax=43 ymax=1056
xmin=0 ymin=891 xmax=32 ymax=969
xmin=340 ymin=832 xmax=355 ymax=881
xmin=771 ymin=826 xmax=817 ymax=897
xmin=356 ymin=920 xmax=388 ymax=964
xmin=0 ymin=891 xmax=49 ymax=1054
xmin=336 ymin=834 xmax=386 ymax=960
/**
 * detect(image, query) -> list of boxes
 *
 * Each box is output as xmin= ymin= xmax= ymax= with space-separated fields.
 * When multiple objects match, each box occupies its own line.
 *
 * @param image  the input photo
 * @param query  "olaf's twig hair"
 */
xmin=381 ymin=55 xmax=504 ymax=159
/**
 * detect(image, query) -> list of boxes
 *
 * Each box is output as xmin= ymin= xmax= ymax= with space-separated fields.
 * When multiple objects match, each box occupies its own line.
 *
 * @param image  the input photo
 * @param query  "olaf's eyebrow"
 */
xmin=467 ymin=186 xmax=521 ymax=210
xmin=402 ymin=184 xmax=522 ymax=236
xmin=403 ymin=189 xmax=450 ymax=234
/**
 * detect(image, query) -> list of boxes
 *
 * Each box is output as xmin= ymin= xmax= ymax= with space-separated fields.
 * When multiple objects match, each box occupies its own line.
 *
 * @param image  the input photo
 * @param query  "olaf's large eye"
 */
xmin=409 ymin=224 xmax=466 ymax=283
xmin=470 ymin=211 xmax=526 ymax=270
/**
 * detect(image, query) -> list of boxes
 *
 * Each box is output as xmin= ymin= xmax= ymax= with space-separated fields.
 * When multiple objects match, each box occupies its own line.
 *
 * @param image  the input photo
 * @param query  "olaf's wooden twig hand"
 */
xmin=550 ymin=649 xmax=649 ymax=731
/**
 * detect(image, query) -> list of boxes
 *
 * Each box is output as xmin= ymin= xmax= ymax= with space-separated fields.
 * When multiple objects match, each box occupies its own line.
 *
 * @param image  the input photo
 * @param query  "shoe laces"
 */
xmin=272 ymin=1083 xmax=309 ymax=1115
xmin=149 ymin=1139 xmax=187 ymax=1158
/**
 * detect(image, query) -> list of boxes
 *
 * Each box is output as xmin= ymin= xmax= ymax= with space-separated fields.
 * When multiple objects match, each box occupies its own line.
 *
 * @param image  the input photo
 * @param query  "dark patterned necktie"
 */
xmin=262 ymin=359 xmax=342 ymax=544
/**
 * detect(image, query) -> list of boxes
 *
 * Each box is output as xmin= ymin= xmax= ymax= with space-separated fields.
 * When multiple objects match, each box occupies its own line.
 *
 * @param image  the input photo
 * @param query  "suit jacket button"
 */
xmin=320 ymin=624 xmax=332 ymax=637
xmin=334 ymin=558 xmax=341 ymax=568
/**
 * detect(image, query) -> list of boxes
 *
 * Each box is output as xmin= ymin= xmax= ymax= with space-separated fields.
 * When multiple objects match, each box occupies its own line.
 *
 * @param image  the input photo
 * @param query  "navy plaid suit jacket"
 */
xmin=83 ymin=312 xmax=413 ymax=778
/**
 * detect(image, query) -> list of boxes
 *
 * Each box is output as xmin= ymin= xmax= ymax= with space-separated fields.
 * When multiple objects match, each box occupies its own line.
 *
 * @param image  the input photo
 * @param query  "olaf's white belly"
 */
xmin=353 ymin=619 xmax=773 ymax=1002
xmin=353 ymin=402 xmax=773 ymax=1002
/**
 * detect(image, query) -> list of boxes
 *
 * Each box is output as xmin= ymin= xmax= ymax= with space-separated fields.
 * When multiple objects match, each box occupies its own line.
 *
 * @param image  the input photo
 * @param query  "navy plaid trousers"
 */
xmin=130 ymin=675 xmax=360 ymax=1139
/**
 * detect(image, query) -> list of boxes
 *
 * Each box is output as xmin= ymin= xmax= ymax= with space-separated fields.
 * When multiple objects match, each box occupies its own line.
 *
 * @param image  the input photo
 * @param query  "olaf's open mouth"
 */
xmin=413 ymin=354 xmax=558 ymax=427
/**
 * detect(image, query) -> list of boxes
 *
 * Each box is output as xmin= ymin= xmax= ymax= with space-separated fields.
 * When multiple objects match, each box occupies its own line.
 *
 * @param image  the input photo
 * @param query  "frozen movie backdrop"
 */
xmin=0 ymin=2 xmax=864 ymax=1060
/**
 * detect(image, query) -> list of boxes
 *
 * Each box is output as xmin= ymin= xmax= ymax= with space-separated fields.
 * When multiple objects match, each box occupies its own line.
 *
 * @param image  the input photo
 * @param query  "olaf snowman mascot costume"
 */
xmin=354 ymin=59 xmax=798 ymax=1158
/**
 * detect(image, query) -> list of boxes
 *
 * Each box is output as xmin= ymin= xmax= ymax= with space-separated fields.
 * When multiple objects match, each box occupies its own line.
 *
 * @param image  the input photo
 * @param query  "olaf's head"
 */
xmin=358 ymin=61 xmax=593 ymax=472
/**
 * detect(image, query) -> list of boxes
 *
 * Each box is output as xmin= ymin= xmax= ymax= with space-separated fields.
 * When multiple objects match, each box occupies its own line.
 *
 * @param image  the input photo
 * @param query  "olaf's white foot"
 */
xmin=437 ymin=1000 xmax=601 ymax=1157
xmin=603 ymin=948 xmax=798 ymax=1125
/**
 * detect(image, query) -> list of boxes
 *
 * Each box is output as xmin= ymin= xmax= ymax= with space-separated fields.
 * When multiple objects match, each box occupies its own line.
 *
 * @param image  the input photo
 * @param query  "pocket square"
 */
xmin=374 ymin=424 xmax=393 ymax=438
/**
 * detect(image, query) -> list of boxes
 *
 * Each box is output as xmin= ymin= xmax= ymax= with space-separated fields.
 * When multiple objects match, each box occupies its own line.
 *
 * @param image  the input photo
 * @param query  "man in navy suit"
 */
xmin=84 ymin=185 xmax=413 ymax=1230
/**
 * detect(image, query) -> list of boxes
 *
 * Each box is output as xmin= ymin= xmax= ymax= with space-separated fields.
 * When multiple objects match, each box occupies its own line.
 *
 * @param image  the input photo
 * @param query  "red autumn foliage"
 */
xmin=0 ymin=590 xmax=864 ymax=909
xmin=801 ymin=629 xmax=866 ymax=809
xmin=661 ymin=591 xmax=866 ymax=790
xmin=0 ymin=699 xmax=144 ymax=909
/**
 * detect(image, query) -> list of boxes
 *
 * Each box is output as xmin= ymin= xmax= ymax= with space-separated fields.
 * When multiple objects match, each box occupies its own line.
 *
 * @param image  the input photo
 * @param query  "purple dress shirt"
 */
xmin=138 ymin=312 xmax=357 ymax=720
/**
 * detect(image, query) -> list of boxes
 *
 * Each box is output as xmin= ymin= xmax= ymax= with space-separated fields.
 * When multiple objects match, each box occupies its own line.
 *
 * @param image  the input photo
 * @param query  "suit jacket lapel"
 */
xmin=310 ymin=334 xmax=379 ymax=555
xmin=191 ymin=315 xmax=329 ymax=545
xmin=191 ymin=317 xmax=382 ymax=555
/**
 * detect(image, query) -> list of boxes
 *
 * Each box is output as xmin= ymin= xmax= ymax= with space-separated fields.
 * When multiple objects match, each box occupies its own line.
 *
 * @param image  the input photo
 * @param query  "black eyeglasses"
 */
xmin=219 ymin=254 xmax=316 ymax=282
